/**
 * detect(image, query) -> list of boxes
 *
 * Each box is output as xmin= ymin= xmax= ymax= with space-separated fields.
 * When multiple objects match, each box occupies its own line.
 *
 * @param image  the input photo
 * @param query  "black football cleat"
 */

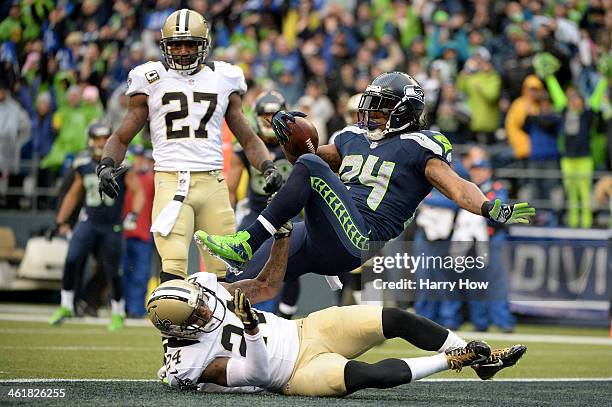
xmin=445 ymin=340 xmax=491 ymax=372
xmin=473 ymin=344 xmax=527 ymax=380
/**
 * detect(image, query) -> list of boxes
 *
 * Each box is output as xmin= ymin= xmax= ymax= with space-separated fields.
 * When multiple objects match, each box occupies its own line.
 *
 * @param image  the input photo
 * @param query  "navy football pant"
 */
xmin=62 ymin=221 xmax=123 ymax=301
xmin=239 ymin=154 xmax=370 ymax=282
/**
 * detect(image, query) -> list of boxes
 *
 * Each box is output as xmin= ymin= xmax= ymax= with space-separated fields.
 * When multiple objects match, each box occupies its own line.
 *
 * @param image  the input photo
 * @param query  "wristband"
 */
xmin=261 ymin=160 xmax=274 ymax=172
xmin=97 ymin=157 xmax=116 ymax=175
xmin=481 ymin=201 xmax=493 ymax=218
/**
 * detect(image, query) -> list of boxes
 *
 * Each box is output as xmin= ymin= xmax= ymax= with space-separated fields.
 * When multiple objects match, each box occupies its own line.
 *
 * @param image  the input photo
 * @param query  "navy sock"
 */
xmin=244 ymin=162 xmax=311 ymax=252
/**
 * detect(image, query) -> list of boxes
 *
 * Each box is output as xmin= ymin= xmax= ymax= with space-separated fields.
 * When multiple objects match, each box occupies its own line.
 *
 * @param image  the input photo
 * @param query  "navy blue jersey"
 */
xmin=73 ymin=153 xmax=127 ymax=225
xmin=334 ymin=126 xmax=452 ymax=242
xmin=235 ymin=144 xmax=292 ymax=215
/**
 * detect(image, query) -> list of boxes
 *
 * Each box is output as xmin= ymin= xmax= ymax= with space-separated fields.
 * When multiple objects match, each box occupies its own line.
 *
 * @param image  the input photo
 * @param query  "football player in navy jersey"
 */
xmin=49 ymin=122 xmax=145 ymax=331
xmin=195 ymin=72 xmax=535 ymax=285
xmin=226 ymin=90 xmax=298 ymax=314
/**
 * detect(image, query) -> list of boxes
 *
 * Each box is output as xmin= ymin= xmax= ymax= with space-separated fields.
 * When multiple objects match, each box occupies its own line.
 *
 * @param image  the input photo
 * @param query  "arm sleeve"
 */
xmin=545 ymin=75 xmax=567 ymax=111
xmin=588 ymin=77 xmax=608 ymax=112
xmin=225 ymin=331 xmax=270 ymax=387
xmin=126 ymin=68 xmax=151 ymax=96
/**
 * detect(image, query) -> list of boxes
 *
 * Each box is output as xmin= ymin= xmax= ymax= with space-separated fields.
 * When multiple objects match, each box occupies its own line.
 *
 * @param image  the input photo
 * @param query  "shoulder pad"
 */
xmin=333 ymin=125 xmax=366 ymax=144
xmin=126 ymin=61 xmax=164 ymax=96
xmin=73 ymin=154 xmax=92 ymax=169
xmin=400 ymin=131 xmax=452 ymax=162
xmin=212 ymin=61 xmax=243 ymax=79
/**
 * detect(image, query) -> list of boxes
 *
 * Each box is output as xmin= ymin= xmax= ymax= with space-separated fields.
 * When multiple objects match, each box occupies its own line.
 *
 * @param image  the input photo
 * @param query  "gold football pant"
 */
xmin=283 ymin=305 xmax=385 ymax=397
xmin=152 ymin=171 xmax=236 ymax=279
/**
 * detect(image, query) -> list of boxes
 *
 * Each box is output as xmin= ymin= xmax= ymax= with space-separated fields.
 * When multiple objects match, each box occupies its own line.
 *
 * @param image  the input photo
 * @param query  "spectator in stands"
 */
xmin=457 ymin=54 xmax=501 ymax=145
xmin=0 ymin=79 xmax=31 ymax=208
xmin=122 ymin=147 xmax=155 ymax=318
xmin=41 ymin=85 xmax=100 ymax=173
xmin=434 ymin=83 xmax=470 ymax=145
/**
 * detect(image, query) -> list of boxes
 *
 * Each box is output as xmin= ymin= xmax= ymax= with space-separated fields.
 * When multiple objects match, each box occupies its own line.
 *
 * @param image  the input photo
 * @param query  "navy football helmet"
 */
xmin=253 ymin=90 xmax=286 ymax=142
xmin=358 ymin=72 xmax=425 ymax=138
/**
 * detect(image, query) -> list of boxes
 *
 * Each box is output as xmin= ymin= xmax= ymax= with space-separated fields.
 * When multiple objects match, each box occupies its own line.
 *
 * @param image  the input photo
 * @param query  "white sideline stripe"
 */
xmin=1 ymin=378 xmax=611 ymax=383
xmin=460 ymin=331 xmax=612 ymax=346
xmin=1 ymin=313 xmax=610 ymax=345
xmin=0 ymin=346 xmax=151 ymax=351
xmin=0 ymin=313 xmax=150 ymax=326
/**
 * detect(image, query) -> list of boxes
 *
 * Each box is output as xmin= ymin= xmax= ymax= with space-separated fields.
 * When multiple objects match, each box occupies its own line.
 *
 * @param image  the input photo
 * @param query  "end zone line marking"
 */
xmin=1 ymin=378 xmax=611 ymax=383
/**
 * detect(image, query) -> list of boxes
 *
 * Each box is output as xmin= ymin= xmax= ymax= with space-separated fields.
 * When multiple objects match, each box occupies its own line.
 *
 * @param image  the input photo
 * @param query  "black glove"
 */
xmin=232 ymin=288 xmax=259 ymax=331
xmin=271 ymin=110 xmax=307 ymax=144
xmin=261 ymin=160 xmax=283 ymax=194
xmin=45 ymin=223 xmax=60 ymax=241
xmin=274 ymin=220 xmax=293 ymax=240
xmin=96 ymin=158 xmax=128 ymax=199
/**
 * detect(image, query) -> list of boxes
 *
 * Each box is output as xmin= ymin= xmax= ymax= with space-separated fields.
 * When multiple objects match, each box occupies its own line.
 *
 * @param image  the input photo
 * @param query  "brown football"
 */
xmin=281 ymin=117 xmax=319 ymax=164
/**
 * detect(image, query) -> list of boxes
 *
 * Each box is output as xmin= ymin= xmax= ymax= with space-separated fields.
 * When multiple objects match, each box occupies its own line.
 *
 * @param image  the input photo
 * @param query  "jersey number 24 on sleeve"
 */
xmin=162 ymin=92 xmax=217 ymax=139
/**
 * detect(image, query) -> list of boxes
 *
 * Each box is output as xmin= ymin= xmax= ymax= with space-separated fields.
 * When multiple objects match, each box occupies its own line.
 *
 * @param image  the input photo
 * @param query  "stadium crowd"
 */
xmin=1 ymin=0 xmax=611 ymax=227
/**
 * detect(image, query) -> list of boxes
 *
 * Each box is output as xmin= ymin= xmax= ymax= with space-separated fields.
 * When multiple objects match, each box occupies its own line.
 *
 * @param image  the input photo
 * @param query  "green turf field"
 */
xmin=1 ymin=309 xmax=611 ymax=405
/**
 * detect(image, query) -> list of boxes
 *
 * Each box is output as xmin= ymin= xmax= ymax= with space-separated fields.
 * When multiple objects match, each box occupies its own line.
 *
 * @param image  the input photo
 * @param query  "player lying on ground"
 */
xmin=147 ymin=222 xmax=526 ymax=396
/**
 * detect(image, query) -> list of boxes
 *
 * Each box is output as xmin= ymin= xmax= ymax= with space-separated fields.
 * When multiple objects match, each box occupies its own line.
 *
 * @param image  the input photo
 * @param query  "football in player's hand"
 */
xmin=281 ymin=117 xmax=319 ymax=164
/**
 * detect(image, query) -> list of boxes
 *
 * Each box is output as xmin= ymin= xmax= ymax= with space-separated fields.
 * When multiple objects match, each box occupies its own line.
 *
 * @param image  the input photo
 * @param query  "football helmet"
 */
xmin=253 ymin=90 xmax=286 ymax=142
xmin=146 ymin=279 xmax=226 ymax=338
xmin=358 ymin=72 xmax=425 ymax=139
xmin=87 ymin=121 xmax=112 ymax=159
xmin=160 ymin=9 xmax=211 ymax=75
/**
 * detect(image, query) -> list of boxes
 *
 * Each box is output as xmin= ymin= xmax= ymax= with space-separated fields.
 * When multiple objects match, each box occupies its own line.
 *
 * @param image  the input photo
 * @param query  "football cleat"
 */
xmin=445 ymin=340 xmax=491 ymax=372
xmin=194 ymin=230 xmax=253 ymax=270
xmin=473 ymin=344 xmax=527 ymax=380
xmin=108 ymin=314 xmax=125 ymax=332
xmin=49 ymin=306 xmax=73 ymax=326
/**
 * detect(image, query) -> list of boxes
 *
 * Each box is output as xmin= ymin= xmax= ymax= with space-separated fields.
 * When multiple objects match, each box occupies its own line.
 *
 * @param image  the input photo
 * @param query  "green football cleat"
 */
xmin=108 ymin=314 xmax=125 ymax=332
xmin=49 ymin=306 xmax=72 ymax=326
xmin=194 ymin=230 xmax=253 ymax=269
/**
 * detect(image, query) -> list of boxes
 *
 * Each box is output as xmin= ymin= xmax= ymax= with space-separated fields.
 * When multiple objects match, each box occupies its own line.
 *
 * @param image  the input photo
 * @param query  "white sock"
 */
xmin=402 ymin=354 xmax=449 ymax=381
xmin=437 ymin=330 xmax=467 ymax=353
xmin=257 ymin=215 xmax=277 ymax=234
xmin=278 ymin=302 xmax=297 ymax=316
xmin=60 ymin=290 xmax=74 ymax=312
xmin=111 ymin=299 xmax=126 ymax=317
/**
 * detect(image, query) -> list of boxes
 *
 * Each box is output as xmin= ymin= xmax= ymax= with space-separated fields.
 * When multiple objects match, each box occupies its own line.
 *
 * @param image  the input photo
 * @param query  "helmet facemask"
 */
xmin=161 ymin=38 xmax=209 ymax=75
xmin=147 ymin=281 xmax=226 ymax=338
xmin=358 ymin=74 xmax=426 ymax=140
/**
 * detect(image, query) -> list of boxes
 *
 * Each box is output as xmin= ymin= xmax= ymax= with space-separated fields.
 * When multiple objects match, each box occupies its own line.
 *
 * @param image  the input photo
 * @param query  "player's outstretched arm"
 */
xmin=424 ymin=159 xmax=535 ymax=224
xmin=221 ymin=222 xmax=292 ymax=303
xmin=101 ymin=94 xmax=148 ymax=168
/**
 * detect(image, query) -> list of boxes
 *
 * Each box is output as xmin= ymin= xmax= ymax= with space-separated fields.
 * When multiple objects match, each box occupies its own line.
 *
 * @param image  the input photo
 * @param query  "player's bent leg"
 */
xmin=344 ymin=359 xmax=412 ymax=395
xmin=50 ymin=222 xmax=95 ymax=325
xmin=192 ymin=174 xmax=235 ymax=278
xmin=152 ymin=172 xmax=194 ymax=280
xmin=382 ymin=307 xmax=457 ymax=351
xmin=302 ymin=305 xmax=385 ymax=359
xmin=283 ymin=353 xmax=349 ymax=396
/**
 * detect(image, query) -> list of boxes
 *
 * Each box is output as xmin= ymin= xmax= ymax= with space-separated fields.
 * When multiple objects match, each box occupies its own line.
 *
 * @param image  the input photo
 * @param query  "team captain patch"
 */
xmin=145 ymin=70 xmax=160 ymax=83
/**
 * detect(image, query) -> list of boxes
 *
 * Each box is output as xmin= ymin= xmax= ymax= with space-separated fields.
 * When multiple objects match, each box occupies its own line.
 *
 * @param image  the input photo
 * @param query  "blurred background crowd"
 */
xmin=0 ymin=0 xmax=611 ymax=228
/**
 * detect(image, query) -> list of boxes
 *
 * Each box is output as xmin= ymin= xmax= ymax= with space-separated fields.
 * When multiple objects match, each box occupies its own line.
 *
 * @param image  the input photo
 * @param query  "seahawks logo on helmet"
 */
xmin=359 ymin=72 xmax=426 ymax=137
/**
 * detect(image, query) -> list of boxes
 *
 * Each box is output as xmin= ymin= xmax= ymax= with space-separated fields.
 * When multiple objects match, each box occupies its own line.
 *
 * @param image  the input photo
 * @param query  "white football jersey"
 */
xmin=126 ymin=61 xmax=247 ymax=171
xmin=164 ymin=272 xmax=299 ymax=392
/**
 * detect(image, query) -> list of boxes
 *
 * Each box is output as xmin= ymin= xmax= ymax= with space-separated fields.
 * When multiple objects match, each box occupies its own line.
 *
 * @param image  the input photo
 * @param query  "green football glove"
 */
xmin=482 ymin=199 xmax=536 ymax=224
xmin=533 ymin=52 xmax=560 ymax=79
